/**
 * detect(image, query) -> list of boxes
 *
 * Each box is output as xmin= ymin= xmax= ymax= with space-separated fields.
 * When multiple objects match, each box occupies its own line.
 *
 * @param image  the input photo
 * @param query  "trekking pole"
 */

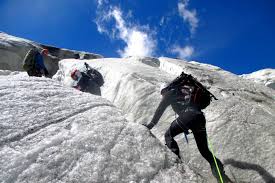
xmin=184 ymin=133 xmax=189 ymax=144
xmin=208 ymin=137 xmax=224 ymax=183
xmin=84 ymin=62 xmax=95 ymax=77
xmin=84 ymin=62 xmax=90 ymax=70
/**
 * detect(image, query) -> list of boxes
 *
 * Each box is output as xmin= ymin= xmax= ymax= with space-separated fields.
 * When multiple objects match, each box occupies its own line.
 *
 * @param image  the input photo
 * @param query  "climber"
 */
xmin=70 ymin=62 xmax=104 ymax=96
xmin=22 ymin=48 xmax=50 ymax=77
xmin=143 ymin=72 xmax=232 ymax=182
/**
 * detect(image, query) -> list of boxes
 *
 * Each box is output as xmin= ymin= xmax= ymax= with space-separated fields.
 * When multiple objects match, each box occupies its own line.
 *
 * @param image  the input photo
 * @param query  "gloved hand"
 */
xmin=142 ymin=123 xmax=154 ymax=130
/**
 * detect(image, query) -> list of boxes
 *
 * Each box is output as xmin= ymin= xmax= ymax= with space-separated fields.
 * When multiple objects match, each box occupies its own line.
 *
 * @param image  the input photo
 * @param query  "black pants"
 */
xmin=165 ymin=111 xmax=220 ymax=166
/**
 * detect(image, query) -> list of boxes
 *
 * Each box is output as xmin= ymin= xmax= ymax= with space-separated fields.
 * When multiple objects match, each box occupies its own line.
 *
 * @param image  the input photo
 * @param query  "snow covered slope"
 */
xmin=240 ymin=69 xmax=275 ymax=90
xmin=54 ymin=57 xmax=275 ymax=183
xmin=1 ymin=33 xmax=275 ymax=182
xmin=0 ymin=32 xmax=103 ymax=77
xmin=0 ymin=72 xmax=200 ymax=183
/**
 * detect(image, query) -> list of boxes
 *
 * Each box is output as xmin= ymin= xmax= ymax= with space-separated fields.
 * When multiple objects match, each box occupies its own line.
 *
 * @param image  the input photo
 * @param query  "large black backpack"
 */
xmin=162 ymin=72 xmax=217 ymax=109
xmin=84 ymin=62 xmax=104 ymax=87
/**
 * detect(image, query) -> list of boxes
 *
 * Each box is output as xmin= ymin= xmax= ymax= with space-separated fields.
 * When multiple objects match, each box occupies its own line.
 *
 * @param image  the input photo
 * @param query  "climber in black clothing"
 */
xmin=144 ymin=72 xmax=232 ymax=183
xmin=70 ymin=63 xmax=104 ymax=96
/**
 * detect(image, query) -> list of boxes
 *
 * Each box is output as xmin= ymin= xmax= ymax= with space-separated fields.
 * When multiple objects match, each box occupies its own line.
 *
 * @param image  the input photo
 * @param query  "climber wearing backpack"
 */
xmin=70 ymin=62 xmax=104 ymax=96
xmin=22 ymin=48 xmax=50 ymax=77
xmin=143 ymin=72 xmax=232 ymax=183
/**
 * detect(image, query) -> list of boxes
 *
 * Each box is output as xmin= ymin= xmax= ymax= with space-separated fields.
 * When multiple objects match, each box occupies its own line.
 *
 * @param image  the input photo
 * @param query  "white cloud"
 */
xmin=95 ymin=6 xmax=156 ymax=57
xmin=118 ymin=29 xmax=155 ymax=57
xmin=95 ymin=21 xmax=106 ymax=34
xmin=96 ymin=0 xmax=106 ymax=7
xmin=178 ymin=0 xmax=199 ymax=35
xmin=111 ymin=8 xmax=128 ymax=40
xmin=160 ymin=16 xmax=165 ymax=26
xmin=171 ymin=45 xmax=194 ymax=59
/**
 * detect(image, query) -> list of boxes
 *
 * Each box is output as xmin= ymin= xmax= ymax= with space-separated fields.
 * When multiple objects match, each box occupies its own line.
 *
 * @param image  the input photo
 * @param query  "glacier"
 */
xmin=54 ymin=56 xmax=275 ymax=182
xmin=241 ymin=69 xmax=275 ymax=90
xmin=0 ymin=72 xmax=199 ymax=183
xmin=0 ymin=33 xmax=275 ymax=182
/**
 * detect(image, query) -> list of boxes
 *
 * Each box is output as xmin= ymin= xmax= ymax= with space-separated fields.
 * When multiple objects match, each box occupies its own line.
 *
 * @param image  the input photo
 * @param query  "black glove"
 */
xmin=142 ymin=123 xmax=154 ymax=130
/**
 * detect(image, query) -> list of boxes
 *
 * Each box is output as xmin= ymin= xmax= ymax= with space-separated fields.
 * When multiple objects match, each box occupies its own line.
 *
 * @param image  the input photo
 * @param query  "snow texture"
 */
xmin=53 ymin=57 xmax=275 ymax=183
xmin=1 ymin=34 xmax=275 ymax=183
xmin=0 ymin=72 xmax=198 ymax=183
xmin=241 ymin=69 xmax=275 ymax=90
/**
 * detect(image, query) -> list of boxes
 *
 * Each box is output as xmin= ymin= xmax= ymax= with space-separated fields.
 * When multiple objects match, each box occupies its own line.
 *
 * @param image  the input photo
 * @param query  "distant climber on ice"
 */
xmin=70 ymin=62 xmax=104 ymax=96
xmin=22 ymin=48 xmax=51 ymax=77
xmin=143 ymin=72 xmax=232 ymax=183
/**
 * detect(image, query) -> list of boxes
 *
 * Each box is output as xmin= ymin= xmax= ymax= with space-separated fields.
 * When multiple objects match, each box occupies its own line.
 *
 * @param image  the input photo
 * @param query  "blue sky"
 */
xmin=0 ymin=0 xmax=274 ymax=74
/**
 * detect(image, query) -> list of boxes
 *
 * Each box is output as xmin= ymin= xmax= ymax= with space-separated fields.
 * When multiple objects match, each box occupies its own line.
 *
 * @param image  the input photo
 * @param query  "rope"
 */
xmin=208 ymin=137 xmax=224 ymax=183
